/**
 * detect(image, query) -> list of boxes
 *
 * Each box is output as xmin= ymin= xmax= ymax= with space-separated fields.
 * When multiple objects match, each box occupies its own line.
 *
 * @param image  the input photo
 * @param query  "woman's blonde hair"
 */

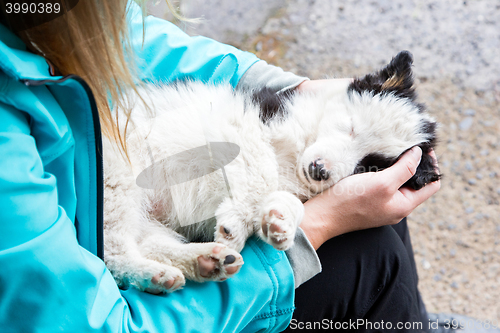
xmin=14 ymin=0 xmax=183 ymax=155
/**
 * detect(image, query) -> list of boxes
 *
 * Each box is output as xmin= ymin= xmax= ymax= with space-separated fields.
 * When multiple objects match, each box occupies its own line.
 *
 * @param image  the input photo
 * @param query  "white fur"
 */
xmin=103 ymin=81 xmax=434 ymax=292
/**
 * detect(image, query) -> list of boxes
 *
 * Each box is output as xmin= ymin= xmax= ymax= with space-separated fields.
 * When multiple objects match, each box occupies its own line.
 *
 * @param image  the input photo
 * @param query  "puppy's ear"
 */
xmin=349 ymin=51 xmax=416 ymax=101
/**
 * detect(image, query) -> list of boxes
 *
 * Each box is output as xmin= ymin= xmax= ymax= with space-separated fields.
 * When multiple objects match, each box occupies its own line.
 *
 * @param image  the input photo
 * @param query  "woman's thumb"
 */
xmin=381 ymin=146 xmax=422 ymax=189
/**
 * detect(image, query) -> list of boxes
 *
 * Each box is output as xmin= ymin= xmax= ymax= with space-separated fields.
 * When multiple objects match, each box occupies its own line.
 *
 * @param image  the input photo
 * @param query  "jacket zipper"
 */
xmin=22 ymin=75 xmax=105 ymax=260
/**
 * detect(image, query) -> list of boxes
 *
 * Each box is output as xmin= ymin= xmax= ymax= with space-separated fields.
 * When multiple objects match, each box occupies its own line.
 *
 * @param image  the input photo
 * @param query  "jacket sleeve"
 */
xmin=128 ymin=1 xmax=259 ymax=87
xmin=0 ymin=98 xmax=294 ymax=332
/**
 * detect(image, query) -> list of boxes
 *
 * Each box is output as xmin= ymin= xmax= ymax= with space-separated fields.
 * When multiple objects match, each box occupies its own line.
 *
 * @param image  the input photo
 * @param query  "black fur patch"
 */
xmin=252 ymin=87 xmax=295 ymax=124
xmin=349 ymin=50 xmax=417 ymax=101
xmin=420 ymin=119 xmax=437 ymax=143
xmin=354 ymin=153 xmax=396 ymax=174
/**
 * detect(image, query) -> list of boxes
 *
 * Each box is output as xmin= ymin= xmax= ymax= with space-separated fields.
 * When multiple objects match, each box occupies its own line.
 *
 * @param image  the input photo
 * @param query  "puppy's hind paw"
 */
xmin=196 ymin=244 xmax=244 ymax=282
xmin=137 ymin=265 xmax=186 ymax=294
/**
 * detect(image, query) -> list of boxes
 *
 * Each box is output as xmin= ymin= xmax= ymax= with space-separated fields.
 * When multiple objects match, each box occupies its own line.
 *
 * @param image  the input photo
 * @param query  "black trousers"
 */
xmin=284 ymin=218 xmax=429 ymax=332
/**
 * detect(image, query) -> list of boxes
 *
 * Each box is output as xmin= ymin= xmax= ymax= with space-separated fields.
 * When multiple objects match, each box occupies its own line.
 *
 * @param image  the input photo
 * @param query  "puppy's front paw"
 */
xmin=214 ymin=199 xmax=252 ymax=252
xmin=259 ymin=192 xmax=304 ymax=251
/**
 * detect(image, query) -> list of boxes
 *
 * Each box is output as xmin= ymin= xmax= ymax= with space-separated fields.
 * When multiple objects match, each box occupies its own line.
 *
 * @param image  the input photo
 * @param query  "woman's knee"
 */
xmin=318 ymin=225 xmax=413 ymax=277
xmin=292 ymin=225 xmax=417 ymax=322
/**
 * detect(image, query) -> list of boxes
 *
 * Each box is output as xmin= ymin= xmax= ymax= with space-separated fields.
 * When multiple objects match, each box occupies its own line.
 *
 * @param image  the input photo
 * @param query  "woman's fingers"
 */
xmin=373 ymin=146 xmax=441 ymax=216
xmin=397 ymin=179 xmax=441 ymax=211
xmin=390 ymin=148 xmax=441 ymax=213
xmin=428 ymin=148 xmax=440 ymax=171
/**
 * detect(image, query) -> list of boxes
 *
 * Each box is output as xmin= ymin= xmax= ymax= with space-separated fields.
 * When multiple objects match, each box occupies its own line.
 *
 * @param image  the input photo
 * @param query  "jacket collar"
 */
xmin=0 ymin=23 xmax=61 ymax=81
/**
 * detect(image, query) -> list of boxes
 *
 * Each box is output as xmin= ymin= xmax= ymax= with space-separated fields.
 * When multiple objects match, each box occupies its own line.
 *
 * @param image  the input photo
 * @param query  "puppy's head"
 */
xmin=350 ymin=50 xmax=440 ymax=190
xmin=298 ymin=51 xmax=439 ymax=194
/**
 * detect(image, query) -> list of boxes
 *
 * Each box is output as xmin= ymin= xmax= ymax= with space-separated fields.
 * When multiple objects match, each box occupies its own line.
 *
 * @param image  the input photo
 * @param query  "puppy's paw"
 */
xmin=259 ymin=191 xmax=304 ymax=251
xmin=214 ymin=223 xmax=249 ymax=253
xmin=135 ymin=264 xmax=186 ymax=294
xmin=193 ymin=243 xmax=244 ymax=282
xmin=214 ymin=199 xmax=252 ymax=253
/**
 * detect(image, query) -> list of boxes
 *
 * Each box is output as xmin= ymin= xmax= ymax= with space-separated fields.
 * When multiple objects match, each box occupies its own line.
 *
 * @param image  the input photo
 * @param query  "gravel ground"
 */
xmin=150 ymin=0 xmax=500 ymax=324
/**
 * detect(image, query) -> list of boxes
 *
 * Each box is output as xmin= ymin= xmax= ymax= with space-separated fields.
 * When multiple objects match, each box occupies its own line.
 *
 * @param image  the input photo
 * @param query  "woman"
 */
xmin=0 ymin=0 xmax=440 ymax=332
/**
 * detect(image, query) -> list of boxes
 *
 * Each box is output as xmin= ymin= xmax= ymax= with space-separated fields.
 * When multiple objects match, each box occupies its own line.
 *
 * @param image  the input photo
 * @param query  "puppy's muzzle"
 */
xmin=308 ymin=160 xmax=330 ymax=181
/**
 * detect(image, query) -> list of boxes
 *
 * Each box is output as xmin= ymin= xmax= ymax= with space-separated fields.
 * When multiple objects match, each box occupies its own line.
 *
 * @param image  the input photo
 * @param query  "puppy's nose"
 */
xmin=308 ymin=160 xmax=330 ymax=181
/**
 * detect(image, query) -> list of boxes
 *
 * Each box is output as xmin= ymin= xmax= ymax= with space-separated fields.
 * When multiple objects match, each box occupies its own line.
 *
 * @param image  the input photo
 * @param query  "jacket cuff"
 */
xmin=285 ymin=228 xmax=322 ymax=288
xmin=236 ymin=60 xmax=309 ymax=93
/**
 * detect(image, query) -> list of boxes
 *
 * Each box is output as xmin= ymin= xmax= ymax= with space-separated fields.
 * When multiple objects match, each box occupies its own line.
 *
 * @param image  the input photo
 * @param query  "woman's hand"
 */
xmin=300 ymin=147 xmax=441 ymax=250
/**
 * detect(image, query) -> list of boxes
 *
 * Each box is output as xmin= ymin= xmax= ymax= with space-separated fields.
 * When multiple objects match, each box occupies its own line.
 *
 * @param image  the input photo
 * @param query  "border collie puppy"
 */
xmin=103 ymin=51 xmax=439 ymax=293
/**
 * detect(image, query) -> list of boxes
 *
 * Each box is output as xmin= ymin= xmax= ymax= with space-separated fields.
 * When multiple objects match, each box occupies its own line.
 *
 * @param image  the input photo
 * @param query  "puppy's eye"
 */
xmin=220 ymin=226 xmax=232 ymax=238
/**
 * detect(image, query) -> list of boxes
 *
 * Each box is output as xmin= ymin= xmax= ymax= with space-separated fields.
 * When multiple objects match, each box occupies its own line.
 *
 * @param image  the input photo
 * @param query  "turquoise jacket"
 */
xmin=0 ymin=4 xmax=295 ymax=332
